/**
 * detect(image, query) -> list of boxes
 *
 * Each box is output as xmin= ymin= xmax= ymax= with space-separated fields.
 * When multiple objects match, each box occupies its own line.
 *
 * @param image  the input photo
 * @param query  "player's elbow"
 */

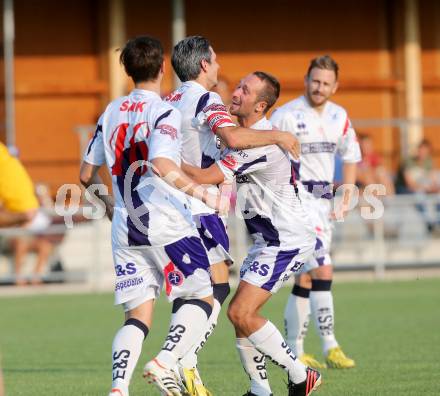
xmin=79 ymin=164 xmax=93 ymax=187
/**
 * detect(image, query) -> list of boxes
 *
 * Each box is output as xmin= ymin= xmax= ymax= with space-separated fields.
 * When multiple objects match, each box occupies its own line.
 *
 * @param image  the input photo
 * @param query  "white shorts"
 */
xmin=299 ymin=194 xmax=333 ymax=273
xmin=112 ymin=235 xmax=212 ymax=312
xmin=195 ymin=214 xmax=233 ymax=266
xmin=240 ymin=242 xmax=315 ymax=294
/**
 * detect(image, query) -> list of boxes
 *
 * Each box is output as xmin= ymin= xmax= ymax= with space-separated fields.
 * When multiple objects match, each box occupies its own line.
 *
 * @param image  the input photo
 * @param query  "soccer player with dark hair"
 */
xmin=80 ymin=35 xmax=226 ymax=396
xmin=182 ymin=71 xmax=322 ymax=396
xmin=271 ymin=55 xmax=360 ymax=369
xmin=166 ymin=35 xmax=301 ymax=395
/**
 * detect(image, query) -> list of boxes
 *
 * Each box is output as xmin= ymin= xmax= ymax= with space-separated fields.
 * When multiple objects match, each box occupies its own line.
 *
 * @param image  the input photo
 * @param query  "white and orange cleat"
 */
xmin=143 ymin=359 xmax=183 ymax=396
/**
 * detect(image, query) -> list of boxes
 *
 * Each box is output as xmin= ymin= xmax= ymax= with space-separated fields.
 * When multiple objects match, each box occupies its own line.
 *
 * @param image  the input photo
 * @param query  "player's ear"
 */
xmin=200 ymin=58 xmax=209 ymax=73
xmin=255 ymin=101 xmax=267 ymax=114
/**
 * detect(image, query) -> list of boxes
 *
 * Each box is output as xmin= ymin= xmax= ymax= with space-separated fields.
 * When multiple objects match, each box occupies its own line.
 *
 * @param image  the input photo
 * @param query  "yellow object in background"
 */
xmin=0 ymin=142 xmax=39 ymax=212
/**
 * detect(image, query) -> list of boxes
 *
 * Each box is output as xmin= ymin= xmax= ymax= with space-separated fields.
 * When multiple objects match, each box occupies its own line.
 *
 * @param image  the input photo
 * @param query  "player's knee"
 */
xmin=311 ymin=265 xmax=333 ymax=280
xmin=296 ymin=273 xmax=312 ymax=289
xmin=227 ymin=300 xmax=253 ymax=328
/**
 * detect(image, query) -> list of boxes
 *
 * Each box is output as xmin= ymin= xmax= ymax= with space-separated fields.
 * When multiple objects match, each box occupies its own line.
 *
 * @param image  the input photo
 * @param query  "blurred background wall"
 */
xmin=0 ymin=0 xmax=439 ymax=193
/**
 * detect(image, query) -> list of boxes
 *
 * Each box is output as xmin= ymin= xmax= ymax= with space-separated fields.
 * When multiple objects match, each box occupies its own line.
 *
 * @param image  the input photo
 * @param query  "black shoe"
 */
xmin=242 ymin=392 xmax=273 ymax=396
xmin=288 ymin=367 xmax=321 ymax=396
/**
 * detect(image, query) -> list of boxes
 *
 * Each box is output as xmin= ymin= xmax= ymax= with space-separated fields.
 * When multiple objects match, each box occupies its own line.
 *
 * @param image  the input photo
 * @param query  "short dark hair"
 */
xmin=307 ymin=55 xmax=339 ymax=80
xmin=119 ymin=36 xmax=163 ymax=83
xmin=253 ymin=71 xmax=280 ymax=114
xmin=171 ymin=36 xmax=212 ymax=82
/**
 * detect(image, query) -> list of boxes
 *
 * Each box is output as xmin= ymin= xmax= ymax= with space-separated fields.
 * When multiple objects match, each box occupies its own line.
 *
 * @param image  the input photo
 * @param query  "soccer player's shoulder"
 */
xmin=153 ymin=100 xmax=181 ymax=126
xmin=326 ymin=100 xmax=348 ymax=119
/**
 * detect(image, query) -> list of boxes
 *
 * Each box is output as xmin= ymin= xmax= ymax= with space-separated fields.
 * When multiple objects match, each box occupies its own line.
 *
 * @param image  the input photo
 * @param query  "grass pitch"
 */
xmin=1 ymin=278 xmax=439 ymax=395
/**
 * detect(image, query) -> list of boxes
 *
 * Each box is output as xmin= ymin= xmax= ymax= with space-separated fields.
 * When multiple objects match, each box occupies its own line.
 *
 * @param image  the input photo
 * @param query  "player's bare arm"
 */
xmin=152 ymin=157 xmax=227 ymax=214
xmin=216 ymin=126 xmax=300 ymax=159
xmin=331 ymin=162 xmax=357 ymax=220
xmin=0 ymin=208 xmax=33 ymax=228
xmin=79 ymin=161 xmax=114 ymax=220
xmin=181 ymin=162 xmax=225 ymax=186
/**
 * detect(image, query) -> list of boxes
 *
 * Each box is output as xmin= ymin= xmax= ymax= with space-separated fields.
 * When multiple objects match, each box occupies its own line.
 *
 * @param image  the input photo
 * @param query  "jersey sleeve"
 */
xmin=83 ymin=116 xmax=106 ymax=166
xmin=149 ymin=107 xmax=182 ymax=164
xmin=193 ymin=92 xmax=235 ymax=133
xmin=216 ymin=148 xmax=268 ymax=181
xmin=337 ymin=117 xmax=362 ymax=163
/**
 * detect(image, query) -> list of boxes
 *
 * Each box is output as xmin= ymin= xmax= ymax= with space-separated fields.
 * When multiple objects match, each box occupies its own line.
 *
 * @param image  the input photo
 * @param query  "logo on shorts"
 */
xmin=167 ymin=270 xmax=184 ymax=286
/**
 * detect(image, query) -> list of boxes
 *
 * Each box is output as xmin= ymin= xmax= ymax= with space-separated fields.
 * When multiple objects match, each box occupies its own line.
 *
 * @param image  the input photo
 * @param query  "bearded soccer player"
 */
xmin=80 ymin=36 xmax=227 ymax=396
xmin=183 ymin=72 xmax=322 ymax=396
xmin=165 ymin=36 xmax=301 ymax=395
xmin=271 ymin=55 xmax=361 ymax=369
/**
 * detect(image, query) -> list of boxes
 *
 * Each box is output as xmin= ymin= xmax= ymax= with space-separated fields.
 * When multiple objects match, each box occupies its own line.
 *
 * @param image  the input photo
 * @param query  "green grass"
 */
xmin=1 ymin=278 xmax=439 ymax=395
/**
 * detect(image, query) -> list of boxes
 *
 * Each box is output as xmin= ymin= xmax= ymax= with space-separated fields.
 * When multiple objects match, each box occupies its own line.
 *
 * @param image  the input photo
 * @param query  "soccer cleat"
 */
xmin=299 ymin=353 xmax=326 ymax=369
xmin=108 ymin=389 xmax=125 ymax=396
xmin=242 ymin=392 xmax=273 ymax=396
xmin=143 ymin=359 xmax=183 ymax=396
xmin=288 ymin=367 xmax=321 ymax=396
xmin=325 ymin=346 xmax=355 ymax=369
xmin=179 ymin=366 xmax=212 ymax=396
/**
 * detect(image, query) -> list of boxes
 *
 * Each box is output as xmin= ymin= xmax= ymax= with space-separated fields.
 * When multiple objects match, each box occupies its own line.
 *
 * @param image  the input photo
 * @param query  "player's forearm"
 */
xmin=152 ymin=158 xmax=210 ymax=203
xmin=218 ymin=127 xmax=282 ymax=149
xmin=181 ymin=162 xmax=224 ymax=185
xmin=0 ymin=209 xmax=28 ymax=228
xmin=79 ymin=163 xmax=114 ymax=220
xmin=342 ymin=162 xmax=357 ymax=205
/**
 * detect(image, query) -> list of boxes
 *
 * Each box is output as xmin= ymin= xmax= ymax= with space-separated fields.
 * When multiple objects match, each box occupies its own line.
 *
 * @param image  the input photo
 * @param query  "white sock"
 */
xmin=284 ymin=291 xmax=311 ymax=356
xmin=111 ymin=322 xmax=146 ymax=395
xmin=248 ymin=321 xmax=306 ymax=384
xmin=236 ymin=338 xmax=272 ymax=396
xmin=156 ymin=301 xmax=211 ymax=369
xmin=180 ymin=299 xmax=221 ymax=368
xmin=310 ymin=289 xmax=339 ymax=354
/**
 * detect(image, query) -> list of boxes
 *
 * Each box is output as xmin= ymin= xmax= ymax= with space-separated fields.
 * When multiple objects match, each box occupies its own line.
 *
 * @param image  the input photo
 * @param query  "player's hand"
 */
xmin=276 ymin=131 xmax=300 ymax=159
xmin=331 ymin=202 xmax=350 ymax=222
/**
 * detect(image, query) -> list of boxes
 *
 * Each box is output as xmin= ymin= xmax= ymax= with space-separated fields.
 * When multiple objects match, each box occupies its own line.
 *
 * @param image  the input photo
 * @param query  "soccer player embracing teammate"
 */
xmin=81 ymin=36 xmax=227 ymax=396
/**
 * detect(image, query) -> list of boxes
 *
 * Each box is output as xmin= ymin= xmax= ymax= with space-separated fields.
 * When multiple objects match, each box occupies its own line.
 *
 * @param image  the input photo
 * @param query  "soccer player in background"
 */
xmin=80 ymin=36 xmax=226 ymax=396
xmin=166 ymin=36 xmax=302 ymax=395
xmin=183 ymin=72 xmax=322 ymax=396
xmin=271 ymin=55 xmax=361 ymax=369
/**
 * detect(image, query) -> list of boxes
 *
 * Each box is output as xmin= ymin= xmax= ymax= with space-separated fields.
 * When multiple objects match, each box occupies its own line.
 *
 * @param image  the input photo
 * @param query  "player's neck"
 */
xmin=193 ymin=75 xmax=213 ymax=91
xmin=239 ymin=114 xmax=264 ymax=128
xmin=135 ymin=80 xmax=161 ymax=95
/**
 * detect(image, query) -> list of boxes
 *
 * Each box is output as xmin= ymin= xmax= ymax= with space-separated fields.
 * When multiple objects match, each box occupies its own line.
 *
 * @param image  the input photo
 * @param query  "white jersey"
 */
xmin=271 ymin=95 xmax=361 ymax=198
xmin=165 ymin=81 xmax=235 ymax=214
xmin=216 ymin=117 xmax=315 ymax=249
xmin=84 ymin=88 xmax=194 ymax=248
